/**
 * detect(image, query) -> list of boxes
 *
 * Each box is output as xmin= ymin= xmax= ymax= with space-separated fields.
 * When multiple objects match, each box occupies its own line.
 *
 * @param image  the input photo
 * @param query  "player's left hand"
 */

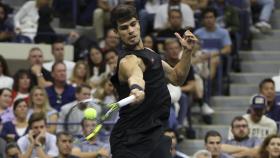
xmin=174 ymin=30 xmax=198 ymax=52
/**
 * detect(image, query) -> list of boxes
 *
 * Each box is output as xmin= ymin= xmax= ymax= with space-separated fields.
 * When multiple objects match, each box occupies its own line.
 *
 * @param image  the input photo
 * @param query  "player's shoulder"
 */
xmin=145 ymin=47 xmax=157 ymax=53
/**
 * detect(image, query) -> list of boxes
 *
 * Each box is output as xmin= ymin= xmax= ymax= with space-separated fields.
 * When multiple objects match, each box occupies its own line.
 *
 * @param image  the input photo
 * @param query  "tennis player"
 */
xmin=110 ymin=4 xmax=197 ymax=158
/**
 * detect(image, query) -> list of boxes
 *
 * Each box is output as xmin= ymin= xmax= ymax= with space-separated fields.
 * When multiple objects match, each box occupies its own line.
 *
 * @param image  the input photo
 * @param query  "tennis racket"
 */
xmin=63 ymin=98 xmax=102 ymax=134
xmin=84 ymin=95 xmax=136 ymax=141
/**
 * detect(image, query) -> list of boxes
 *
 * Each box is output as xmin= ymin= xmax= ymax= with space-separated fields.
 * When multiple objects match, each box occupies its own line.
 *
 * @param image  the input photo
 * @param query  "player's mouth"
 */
xmin=129 ymin=35 xmax=137 ymax=41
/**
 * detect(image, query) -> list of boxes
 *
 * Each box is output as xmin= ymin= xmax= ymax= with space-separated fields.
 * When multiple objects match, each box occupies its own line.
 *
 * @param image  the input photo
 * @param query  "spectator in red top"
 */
xmin=12 ymin=69 xmax=32 ymax=104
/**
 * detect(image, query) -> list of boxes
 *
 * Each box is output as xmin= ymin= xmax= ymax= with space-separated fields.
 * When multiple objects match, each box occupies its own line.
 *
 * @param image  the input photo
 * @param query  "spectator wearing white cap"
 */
xmin=228 ymin=94 xmax=277 ymax=140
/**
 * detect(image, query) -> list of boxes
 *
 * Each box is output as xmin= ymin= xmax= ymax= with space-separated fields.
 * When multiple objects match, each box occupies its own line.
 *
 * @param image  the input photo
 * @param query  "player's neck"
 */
xmin=125 ymin=40 xmax=144 ymax=51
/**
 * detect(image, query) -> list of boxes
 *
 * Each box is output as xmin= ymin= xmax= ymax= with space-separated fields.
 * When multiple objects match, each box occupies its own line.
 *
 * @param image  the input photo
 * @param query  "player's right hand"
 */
xmin=130 ymin=88 xmax=145 ymax=105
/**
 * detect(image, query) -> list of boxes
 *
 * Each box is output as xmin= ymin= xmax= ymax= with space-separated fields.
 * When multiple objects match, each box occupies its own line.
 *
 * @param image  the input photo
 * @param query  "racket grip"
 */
xmin=118 ymin=95 xmax=136 ymax=107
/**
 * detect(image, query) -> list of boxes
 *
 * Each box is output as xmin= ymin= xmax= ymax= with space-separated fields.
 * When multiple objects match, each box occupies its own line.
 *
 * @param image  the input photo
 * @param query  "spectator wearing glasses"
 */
xmin=46 ymin=62 xmax=75 ymax=112
xmin=225 ymin=116 xmax=262 ymax=148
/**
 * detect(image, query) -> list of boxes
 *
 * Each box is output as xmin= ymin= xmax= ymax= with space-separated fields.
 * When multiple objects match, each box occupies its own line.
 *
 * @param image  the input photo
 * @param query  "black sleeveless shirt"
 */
xmin=110 ymin=48 xmax=171 ymax=156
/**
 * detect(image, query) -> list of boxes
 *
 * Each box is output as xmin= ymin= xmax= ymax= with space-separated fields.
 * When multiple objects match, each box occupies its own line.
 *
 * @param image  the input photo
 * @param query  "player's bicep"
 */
xmin=119 ymin=55 xmax=145 ymax=83
xmin=161 ymin=60 xmax=177 ymax=85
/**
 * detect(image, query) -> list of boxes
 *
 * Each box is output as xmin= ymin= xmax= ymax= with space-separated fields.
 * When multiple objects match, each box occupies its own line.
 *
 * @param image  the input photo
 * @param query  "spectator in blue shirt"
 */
xmin=259 ymin=78 xmax=280 ymax=123
xmin=46 ymin=62 xmax=75 ymax=112
xmin=194 ymin=7 xmax=232 ymax=79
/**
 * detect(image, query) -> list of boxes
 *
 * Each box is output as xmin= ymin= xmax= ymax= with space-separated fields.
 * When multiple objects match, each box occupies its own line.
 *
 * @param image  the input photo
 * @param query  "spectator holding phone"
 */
xmin=17 ymin=112 xmax=58 ymax=158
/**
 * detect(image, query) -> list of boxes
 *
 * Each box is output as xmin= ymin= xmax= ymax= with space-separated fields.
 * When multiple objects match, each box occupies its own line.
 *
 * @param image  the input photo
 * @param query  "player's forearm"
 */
xmin=119 ymin=55 xmax=145 ymax=90
xmin=128 ymin=75 xmax=145 ymax=90
xmin=173 ymin=49 xmax=192 ymax=85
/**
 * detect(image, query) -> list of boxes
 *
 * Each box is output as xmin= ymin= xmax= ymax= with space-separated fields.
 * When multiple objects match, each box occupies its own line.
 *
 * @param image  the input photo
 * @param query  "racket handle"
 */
xmin=117 ymin=95 xmax=136 ymax=107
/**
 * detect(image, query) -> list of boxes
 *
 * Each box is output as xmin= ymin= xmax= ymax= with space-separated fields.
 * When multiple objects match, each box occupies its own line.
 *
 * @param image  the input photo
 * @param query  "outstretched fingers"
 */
xmin=184 ymin=30 xmax=198 ymax=42
xmin=174 ymin=32 xmax=183 ymax=42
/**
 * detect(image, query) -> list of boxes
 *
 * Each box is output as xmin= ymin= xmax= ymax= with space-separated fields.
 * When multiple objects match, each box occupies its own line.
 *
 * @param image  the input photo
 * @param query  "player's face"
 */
xmin=116 ymin=18 xmax=141 ymax=47
xmin=232 ymin=120 xmax=249 ymax=139
xmin=267 ymin=138 xmax=280 ymax=157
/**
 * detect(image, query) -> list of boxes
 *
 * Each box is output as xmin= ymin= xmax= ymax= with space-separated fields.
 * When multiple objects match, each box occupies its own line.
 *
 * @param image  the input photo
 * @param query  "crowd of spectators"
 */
xmin=0 ymin=0 xmax=279 ymax=157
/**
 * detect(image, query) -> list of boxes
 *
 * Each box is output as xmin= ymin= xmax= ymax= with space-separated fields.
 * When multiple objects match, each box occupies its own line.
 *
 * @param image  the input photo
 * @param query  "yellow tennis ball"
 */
xmin=84 ymin=108 xmax=97 ymax=119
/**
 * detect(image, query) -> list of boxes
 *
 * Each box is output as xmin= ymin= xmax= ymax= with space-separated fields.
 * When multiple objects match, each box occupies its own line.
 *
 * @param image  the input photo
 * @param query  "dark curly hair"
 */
xmin=111 ymin=4 xmax=138 ymax=29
